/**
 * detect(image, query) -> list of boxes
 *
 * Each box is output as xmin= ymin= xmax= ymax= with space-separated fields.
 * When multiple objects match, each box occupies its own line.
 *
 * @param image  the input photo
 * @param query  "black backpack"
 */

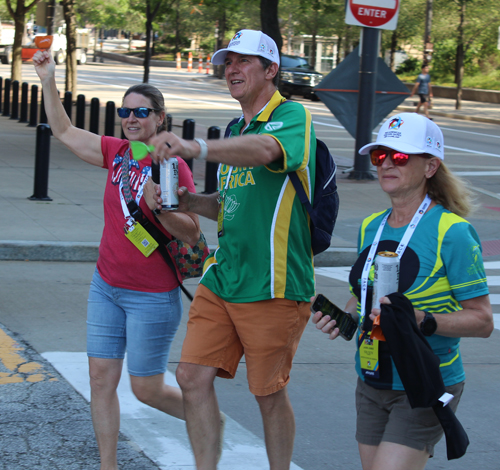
xmin=224 ymin=108 xmax=339 ymax=256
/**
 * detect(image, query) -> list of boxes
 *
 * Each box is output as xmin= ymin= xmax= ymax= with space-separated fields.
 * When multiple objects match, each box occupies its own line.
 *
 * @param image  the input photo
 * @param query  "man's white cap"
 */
xmin=211 ymin=29 xmax=280 ymax=66
xmin=359 ymin=113 xmax=444 ymax=160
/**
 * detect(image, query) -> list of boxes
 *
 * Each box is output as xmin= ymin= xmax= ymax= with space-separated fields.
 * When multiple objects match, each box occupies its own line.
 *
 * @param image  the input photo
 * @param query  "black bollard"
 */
xmin=28 ymin=84 xmax=38 ymax=127
xmin=76 ymin=94 xmax=85 ymax=129
xmin=89 ymin=97 xmax=99 ymax=134
xmin=166 ymin=113 xmax=172 ymax=132
xmin=2 ymin=78 xmax=11 ymax=116
xmin=19 ymin=82 xmax=29 ymax=123
xmin=182 ymin=119 xmax=195 ymax=171
xmin=29 ymin=124 xmax=53 ymax=201
xmin=104 ymin=101 xmax=115 ymax=136
xmin=40 ymin=92 xmax=47 ymax=124
xmin=204 ymin=126 xmax=220 ymax=194
xmin=10 ymin=80 xmax=19 ymax=120
xmin=0 ymin=76 xmax=3 ymax=113
xmin=63 ymin=91 xmax=72 ymax=122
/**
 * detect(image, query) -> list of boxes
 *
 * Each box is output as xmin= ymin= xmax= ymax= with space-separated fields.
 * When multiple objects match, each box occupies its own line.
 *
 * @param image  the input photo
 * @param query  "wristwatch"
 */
xmin=420 ymin=311 xmax=437 ymax=336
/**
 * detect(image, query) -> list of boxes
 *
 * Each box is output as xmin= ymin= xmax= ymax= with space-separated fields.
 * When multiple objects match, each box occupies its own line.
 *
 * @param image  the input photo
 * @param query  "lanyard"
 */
xmin=119 ymin=154 xmax=150 ymax=224
xmin=359 ymin=194 xmax=432 ymax=323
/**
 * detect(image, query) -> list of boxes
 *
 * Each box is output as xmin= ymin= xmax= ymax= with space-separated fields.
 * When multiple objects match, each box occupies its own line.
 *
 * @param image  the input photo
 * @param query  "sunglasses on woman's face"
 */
xmin=370 ymin=149 xmax=411 ymax=167
xmin=117 ymin=107 xmax=158 ymax=119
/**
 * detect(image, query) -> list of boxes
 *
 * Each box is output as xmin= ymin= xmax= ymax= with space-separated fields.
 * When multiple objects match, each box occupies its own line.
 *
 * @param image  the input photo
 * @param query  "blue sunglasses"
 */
xmin=117 ymin=107 xmax=159 ymax=119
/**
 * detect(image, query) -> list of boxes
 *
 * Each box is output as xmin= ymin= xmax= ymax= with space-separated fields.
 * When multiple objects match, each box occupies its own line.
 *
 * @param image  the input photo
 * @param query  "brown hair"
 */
xmin=123 ymin=84 xmax=166 ymax=133
xmin=426 ymin=162 xmax=475 ymax=217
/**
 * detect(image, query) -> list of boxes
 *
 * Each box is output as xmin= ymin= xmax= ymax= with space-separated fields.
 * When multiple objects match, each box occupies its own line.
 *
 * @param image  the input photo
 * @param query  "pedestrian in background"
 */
xmin=148 ymin=29 xmax=317 ymax=470
xmin=33 ymin=49 xmax=199 ymax=470
xmin=411 ymin=64 xmax=433 ymax=119
xmin=312 ymin=113 xmax=493 ymax=470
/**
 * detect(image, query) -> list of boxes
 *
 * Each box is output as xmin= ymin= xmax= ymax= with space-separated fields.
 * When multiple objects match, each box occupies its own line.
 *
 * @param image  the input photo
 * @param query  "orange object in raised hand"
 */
xmin=34 ymin=35 xmax=53 ymax=50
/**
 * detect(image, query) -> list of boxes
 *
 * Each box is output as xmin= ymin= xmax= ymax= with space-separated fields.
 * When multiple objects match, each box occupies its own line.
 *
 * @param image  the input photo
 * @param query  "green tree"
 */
xmin=433 ymin=0 xmax=500 ymax=108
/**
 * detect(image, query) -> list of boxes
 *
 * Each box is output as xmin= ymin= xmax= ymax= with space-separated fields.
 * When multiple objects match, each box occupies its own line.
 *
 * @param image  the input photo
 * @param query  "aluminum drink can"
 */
xmin=372 ymin=251 xmax=399 ymax=309
xmin=160 ymin=157 xmax=179 ymax=211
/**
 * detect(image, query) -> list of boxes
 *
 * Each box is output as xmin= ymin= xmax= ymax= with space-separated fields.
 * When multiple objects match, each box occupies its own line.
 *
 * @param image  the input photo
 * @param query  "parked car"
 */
xmin=279 ymin=54 xmax=324 ymax=101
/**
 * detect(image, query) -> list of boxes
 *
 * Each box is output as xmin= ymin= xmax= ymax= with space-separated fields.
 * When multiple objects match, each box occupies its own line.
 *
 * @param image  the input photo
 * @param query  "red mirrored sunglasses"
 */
xmin=370 ymin=149 xmax=411 ymax=167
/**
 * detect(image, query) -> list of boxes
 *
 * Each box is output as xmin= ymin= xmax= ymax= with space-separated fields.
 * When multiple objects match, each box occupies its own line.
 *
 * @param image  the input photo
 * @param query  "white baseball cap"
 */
xmin=359 ymin=113 xmax=444 ymax=160
xmin=211 ymin=30 xmax=280 ymax=66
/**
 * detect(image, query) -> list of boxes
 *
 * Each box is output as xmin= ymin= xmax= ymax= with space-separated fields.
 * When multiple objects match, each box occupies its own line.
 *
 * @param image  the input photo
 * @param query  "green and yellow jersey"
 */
xmin=349 ymin=204 xmax=489 ymax=389
xmin=200 ymin=91 xmax=316 ymax=302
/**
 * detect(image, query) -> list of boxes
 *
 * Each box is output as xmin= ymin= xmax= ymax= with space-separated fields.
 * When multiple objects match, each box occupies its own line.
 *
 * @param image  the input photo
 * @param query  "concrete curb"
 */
xmin=396 ymin=106 xmax=500 ymax=126
xmin=0 ymin=241 xmax=358 ymax=267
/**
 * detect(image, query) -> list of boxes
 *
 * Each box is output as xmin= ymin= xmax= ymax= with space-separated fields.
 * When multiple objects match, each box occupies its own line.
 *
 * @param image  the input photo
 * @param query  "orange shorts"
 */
xmin=180 ymin=284 xmax=311 ymax=396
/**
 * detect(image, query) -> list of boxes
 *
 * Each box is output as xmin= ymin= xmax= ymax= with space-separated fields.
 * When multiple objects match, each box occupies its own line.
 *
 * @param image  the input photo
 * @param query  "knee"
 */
xmin=131 ymin=381 xmax=156 ymax=407
xmin=89 ymin=368 xmax=120 ymax=396
xmin=176 ymin=362 xmax=214 ymax=394
xmin=255 ymin=388 xmax=289 ymax=413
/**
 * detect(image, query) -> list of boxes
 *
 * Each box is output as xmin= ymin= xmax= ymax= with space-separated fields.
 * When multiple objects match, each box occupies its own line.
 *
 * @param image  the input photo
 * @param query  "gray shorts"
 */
xmin=355 ymin=377 xmax=464 ymax=457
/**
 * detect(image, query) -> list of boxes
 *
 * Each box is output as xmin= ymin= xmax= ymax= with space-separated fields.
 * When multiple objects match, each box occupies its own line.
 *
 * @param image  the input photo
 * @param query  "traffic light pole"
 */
xmin=349 ymin=27 xmax=380 ymax=180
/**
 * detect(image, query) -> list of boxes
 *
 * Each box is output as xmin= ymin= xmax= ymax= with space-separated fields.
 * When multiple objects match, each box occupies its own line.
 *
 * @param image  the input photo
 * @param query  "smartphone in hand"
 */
xmin=312 ymin=294 xmax=358 ymax=341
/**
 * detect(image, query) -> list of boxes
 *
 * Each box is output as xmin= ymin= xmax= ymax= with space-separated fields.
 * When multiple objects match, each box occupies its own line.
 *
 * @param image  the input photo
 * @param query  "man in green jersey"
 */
xmin=148 ymin=29 xmax=317 ymax=469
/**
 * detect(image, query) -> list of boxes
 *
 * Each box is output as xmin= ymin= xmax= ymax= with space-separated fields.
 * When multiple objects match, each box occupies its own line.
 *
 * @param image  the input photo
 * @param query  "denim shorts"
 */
xmin=87 ymin=268 xmax=183 ymax=377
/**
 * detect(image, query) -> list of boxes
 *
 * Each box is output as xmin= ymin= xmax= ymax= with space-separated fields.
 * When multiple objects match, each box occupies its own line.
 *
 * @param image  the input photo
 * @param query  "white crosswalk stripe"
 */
xmin=315 ymin=260 xmax=500 ymax=331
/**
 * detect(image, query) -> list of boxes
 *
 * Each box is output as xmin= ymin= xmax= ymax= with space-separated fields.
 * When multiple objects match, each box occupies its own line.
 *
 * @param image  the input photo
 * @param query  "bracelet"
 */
xmin=194 ymin=138 xmax=208 ymax=160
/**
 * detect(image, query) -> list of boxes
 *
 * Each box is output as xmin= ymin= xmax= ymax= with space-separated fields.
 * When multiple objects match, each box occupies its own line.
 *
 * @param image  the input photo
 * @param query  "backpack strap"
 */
xmin=224 ymin=117 xmax=240 ymax=138
xmin=288 ymin=172 xmax=313 ymax=216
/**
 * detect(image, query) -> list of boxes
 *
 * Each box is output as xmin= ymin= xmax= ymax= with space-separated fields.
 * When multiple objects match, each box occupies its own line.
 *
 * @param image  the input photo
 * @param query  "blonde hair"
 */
xmin=426 ymin=162 xmax=475 ymax=217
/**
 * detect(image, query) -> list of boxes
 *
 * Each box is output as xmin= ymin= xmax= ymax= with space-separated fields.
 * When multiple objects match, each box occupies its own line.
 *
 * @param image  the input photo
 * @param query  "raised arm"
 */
xmin=33 ymin=50 xmax=103 ymax=167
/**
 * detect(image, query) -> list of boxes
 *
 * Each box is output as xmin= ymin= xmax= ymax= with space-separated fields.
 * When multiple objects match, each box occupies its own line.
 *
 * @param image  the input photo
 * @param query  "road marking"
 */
xmin=42 ymin=352 xmax=304 ymax=470
xmin=440 ymin=127 xmax=500 ymax=139
xmin=0 ymin=328 xmax=57 ymax=384
xmin=455 ymin=171 xmax=500 ymax=176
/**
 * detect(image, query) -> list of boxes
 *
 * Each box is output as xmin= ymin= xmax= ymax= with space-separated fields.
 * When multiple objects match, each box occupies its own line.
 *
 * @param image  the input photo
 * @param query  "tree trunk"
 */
xmin=63 ymin=0 xmax=78 ymax=95
xmin=11 ymin=16 xmax=25 ymax=82
xmin=260 ymin=0 xmax=282 ymax=53
xmin=215 ymin=11 xmax=226 ymax=80
xmin=143 ymin=19 xmax=152 ymax=83
xmin=423 ymin=0 xmax=433 ymax=62
xmin=311 ymin=31 xmax=317 ymax=69
xmin=455 ymin=0 xmax=465 ymax=110
xmin=174 ymin=0 xmax=181 ymax=54
xmin=390 ymin=30 xmax=398 ymax=72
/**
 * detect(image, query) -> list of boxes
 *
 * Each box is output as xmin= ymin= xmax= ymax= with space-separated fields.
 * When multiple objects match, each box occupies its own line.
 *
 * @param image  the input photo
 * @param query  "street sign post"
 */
xmin=346 ymin=0 xmax=400 ymax=30
xmin=345 ymin=0 xmax=401 ymax=179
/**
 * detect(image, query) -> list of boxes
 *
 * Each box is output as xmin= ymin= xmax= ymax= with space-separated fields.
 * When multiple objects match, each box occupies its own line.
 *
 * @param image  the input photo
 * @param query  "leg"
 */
xmin=423 ymin=100 xmax=430 ymax=118
xmin=89 ymin=357 xmax=123 ymax=470
xmin=255 ymin=387 xmax=295 ymax=470
xmin=130 ymin=373 xmax=184 ymax=420
xmin=176 ymin=362 xmax=220 ymax=470
xmin=359 ymin=441 xmax=429 ymax=470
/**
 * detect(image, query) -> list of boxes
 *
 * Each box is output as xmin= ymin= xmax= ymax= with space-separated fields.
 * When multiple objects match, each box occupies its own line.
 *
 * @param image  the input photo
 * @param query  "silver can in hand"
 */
xmin=160 ymin=157 xmax=179 ymax=211
xmin=372 ymin=251 xmax=399 ymax=309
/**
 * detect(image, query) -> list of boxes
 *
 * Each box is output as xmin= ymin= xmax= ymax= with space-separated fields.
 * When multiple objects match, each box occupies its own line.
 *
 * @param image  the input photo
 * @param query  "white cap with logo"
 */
xmin=359 ymin=113 xmax=444 ymax=160
xmin=211 ymin=29 xmax=280 ymax=66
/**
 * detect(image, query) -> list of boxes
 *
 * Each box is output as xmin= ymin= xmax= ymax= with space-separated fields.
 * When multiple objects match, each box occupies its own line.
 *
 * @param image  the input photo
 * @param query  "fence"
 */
xmin=0 ymin=76 xmax=220 ymax=198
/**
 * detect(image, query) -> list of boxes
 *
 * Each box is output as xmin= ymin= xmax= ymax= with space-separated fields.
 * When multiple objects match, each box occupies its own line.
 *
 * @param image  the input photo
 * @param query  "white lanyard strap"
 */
xmin=359 ymin=194 xmax=432 ymax=322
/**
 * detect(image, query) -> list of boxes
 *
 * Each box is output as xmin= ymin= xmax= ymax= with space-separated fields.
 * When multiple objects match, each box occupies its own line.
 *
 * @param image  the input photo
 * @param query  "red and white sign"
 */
xmin=345 ymin=0 xmax=400 ymax=30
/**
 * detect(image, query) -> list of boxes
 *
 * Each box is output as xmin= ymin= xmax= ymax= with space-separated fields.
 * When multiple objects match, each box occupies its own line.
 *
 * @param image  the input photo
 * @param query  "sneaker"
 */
xmin=217 ymin=411 xmax=226 ymax=463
